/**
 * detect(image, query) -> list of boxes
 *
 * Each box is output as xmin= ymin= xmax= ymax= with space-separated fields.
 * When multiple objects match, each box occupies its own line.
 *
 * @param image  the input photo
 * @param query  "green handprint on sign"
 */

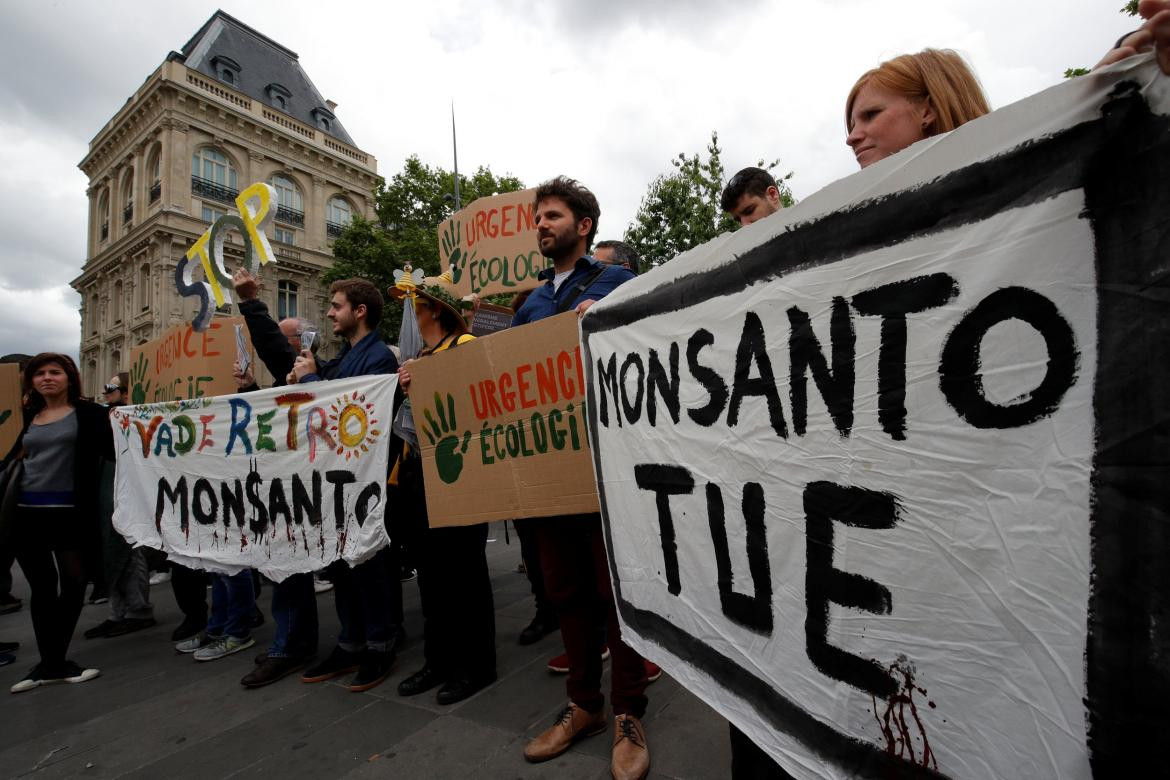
xmin=424 ymin=392 xmax=472 ymax=484
xmin=130 ymin=353 xmax=152 ymax=405
xmin=440 ymin=219 xmax=477 ymax=287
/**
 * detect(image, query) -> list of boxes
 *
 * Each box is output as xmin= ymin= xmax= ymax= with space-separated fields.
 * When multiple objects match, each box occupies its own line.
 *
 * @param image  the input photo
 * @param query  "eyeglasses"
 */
xmin=103 ymin=384 xmax=123 ymax=393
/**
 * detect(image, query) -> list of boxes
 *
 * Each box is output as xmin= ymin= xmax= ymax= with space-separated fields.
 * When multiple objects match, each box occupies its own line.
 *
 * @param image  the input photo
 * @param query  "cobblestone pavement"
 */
xmin=0 ymin=532 xmax=730 ymax=778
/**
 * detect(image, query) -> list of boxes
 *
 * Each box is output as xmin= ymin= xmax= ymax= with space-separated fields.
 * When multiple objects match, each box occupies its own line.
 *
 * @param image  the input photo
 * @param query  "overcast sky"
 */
xmin=0 ymin=0 xmax=1134 ymax=361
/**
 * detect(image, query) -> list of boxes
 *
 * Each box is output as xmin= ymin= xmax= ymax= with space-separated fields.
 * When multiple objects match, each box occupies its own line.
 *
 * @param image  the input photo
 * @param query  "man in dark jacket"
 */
xmin=292 ymin=278 xmax=403 ymax=693
xmin=232 ymin=269 xmax=322 ymax=688
xmin=514 ymin=178 xmax=650 ymax=780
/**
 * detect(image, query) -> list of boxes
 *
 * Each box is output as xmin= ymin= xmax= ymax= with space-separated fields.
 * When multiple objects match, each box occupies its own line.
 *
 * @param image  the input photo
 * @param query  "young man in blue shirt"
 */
xmin=516 ymin=178 xmax=650 ymax=780
xmin=289 ymin=278 xmax=403 ymax=692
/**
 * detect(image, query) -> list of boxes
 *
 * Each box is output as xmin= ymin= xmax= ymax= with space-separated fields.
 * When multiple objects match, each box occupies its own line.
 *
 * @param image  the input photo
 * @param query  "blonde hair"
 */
xmin=846 ymin=48 xmax=990 ymax=137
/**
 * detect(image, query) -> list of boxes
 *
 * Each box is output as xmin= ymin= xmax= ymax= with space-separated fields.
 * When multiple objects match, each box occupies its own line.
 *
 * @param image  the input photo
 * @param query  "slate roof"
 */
xmin=173 ymin=10 xmax=356 ymax=147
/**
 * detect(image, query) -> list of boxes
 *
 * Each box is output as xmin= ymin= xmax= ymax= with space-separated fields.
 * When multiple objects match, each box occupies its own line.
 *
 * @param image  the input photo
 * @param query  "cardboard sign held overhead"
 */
xmin=408 ymin=312 xmax=597 ymax=526
xmin=128 ymin=316 xmax=253 ymax=405
xmin=0 ymin=363 xmax=22 ymax=457
xmin=437 ymin=188 xmax=551 ymax=298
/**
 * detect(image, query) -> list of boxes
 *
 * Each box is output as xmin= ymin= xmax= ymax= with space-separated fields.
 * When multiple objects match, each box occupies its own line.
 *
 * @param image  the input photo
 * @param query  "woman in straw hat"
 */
xmin=389 ymin=277 xmax=497 ymax=705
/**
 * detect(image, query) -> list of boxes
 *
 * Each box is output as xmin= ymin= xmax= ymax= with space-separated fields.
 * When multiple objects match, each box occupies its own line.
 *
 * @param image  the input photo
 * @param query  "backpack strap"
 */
xmin=555 ymin=265 xmax=608 ymax=314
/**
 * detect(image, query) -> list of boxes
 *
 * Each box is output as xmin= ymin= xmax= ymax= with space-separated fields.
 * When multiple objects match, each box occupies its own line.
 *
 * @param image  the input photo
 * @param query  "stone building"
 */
xmin=72 ymin=10 xmax=378 ymax=395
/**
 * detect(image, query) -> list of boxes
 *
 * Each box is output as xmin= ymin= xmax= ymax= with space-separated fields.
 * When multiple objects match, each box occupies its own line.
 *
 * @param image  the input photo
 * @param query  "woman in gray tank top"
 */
xmin=3 ymin=353 xmax=113 ymax=693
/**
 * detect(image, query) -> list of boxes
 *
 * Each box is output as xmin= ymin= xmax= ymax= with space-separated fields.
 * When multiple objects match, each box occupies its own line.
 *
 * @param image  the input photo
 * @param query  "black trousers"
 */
xmin=513 ymin=517 xmax=553 ymax=621
xmin=400 ymin=457 xmax=495 ymax=679
xmin=170 ymin=563 xmax=208 ymax=625
xmin=13 ymin=506 xmax=89 ymax=671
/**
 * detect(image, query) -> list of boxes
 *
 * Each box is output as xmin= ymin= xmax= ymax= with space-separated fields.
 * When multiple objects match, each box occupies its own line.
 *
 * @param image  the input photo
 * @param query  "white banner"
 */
xmin=582 ymin=57 xmax=1170 ymax=779
xmin=111 ymin=374 xmax=397 ymax=582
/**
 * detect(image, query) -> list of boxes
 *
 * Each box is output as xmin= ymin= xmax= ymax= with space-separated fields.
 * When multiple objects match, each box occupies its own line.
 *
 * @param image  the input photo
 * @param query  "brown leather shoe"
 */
xmin=611 ymin=714 xmax=649 ymax=780
xmin=524 ymin=702 xmax=607 ymax=762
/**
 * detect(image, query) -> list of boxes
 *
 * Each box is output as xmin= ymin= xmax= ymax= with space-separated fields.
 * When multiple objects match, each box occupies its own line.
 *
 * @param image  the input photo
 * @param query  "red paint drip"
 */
xmin=870 ymin=656 xmax=938 ymax=773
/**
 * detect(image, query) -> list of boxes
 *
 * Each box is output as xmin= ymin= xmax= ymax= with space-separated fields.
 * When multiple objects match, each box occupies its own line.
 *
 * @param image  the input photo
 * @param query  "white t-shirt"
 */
xmin=552 ymin=270 xmax=573 ymax=293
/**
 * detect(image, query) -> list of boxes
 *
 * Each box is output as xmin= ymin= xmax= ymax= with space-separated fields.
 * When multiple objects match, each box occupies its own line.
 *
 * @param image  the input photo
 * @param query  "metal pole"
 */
xmin=451 ymin=102 xmax=461 ymax=211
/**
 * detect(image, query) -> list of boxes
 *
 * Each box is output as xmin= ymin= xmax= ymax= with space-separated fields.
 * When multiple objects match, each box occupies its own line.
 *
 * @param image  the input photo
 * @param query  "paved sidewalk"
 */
xmin=0 ymin=531 xmax=730 ymax=778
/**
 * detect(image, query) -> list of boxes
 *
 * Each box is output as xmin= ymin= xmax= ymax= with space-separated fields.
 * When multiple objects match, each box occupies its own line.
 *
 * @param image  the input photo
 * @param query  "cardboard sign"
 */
xmin=111 ymin=374 xmax=397 ymax=581
xmin=409 ymin=311 xmax=597 ymax=526
xmin=581 ymin=57 xmax=1170 ymax=779
xmin=128 ymin=317 xmax=253 ymax=405
xmin=469 ymin=302 xmax=514 ymax=337
xmin=0 ymin=363 xmax=22 ymax=457
xmin=437 ymin=188 xmax=551 ymax=298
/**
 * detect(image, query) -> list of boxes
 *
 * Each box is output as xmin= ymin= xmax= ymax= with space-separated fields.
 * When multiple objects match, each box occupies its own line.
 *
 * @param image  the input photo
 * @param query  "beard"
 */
xmin=539 ymin=226 xmax=580 ymax=262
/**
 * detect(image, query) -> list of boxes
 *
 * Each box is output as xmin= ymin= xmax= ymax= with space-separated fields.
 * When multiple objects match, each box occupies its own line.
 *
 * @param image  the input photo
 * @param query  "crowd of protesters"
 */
xmin=3 ymin=18 xmax=1168 ymax=778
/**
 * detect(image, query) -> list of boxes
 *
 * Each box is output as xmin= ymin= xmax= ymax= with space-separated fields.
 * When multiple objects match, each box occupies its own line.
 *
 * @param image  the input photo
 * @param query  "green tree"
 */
xmin=624 ymin=131 xmax=794 ymax=268
xmin=326 ymin=155 xmax=523 ymax=341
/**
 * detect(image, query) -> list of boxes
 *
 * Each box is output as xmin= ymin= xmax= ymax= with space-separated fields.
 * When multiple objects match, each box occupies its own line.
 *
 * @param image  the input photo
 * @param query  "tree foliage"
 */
xmin=624 ymin=131 xmax=794 ymax=269
xmin=326 ymin=155 xmax=523 ymax=341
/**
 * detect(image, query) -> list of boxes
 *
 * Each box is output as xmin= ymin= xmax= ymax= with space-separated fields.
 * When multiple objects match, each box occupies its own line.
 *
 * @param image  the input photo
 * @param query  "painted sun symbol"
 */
xmin=326 ymin=391 xmax=382 ymax=461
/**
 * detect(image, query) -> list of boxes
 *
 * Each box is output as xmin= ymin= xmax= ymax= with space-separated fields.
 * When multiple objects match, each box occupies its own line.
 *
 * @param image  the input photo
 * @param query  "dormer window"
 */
xmin=210 ymin=55 xmax=242 ymax=86
xmin=266 ymin=83 xmax=292 ymax=112
xmin=311 ymin=106 xmax=335 ymax=133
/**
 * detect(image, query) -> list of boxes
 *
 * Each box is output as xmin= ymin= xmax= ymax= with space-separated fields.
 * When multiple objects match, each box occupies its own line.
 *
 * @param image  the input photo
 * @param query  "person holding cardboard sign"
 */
xmin=391 ymin=280 xmax=497 ymax=706
xmin=511 ymin=177 xmax=650 ymax=780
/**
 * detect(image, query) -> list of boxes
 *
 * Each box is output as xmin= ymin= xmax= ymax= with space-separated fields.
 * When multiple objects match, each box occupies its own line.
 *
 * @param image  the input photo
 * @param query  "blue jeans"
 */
xmin=268 ymin=572 xmax=318 ymax=659
xmin=207 ymin=570 xmax=255 ymax=641
xmin=334 ymin=547 xmax=396 ymax=653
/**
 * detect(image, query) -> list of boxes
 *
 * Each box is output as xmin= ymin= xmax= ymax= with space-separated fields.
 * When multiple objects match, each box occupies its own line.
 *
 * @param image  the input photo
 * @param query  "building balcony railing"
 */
xmin=191 ymin=175 xmax=239 ymax=206
xmin=123 ymin=203 xmax=133 ymax=224
xmin=326 ymin=221 xmax=347 ymax=238
xmin=275 ymin=205 xmax=304 ymax=226
xmin=149 ymin=181 xmax=161 ymax=203
xmin=100 ymin=222 xmax=109 ymax=241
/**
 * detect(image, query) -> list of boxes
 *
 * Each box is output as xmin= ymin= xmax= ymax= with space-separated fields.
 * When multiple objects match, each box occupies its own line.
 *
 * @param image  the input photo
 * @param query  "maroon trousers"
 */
xmin=536 ymin=513 xmax=648 ymax=718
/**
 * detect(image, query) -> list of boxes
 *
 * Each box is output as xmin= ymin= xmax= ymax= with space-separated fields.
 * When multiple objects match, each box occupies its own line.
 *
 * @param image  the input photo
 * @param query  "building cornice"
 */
xmin=81 ymin=60 xmax=377 ymax=183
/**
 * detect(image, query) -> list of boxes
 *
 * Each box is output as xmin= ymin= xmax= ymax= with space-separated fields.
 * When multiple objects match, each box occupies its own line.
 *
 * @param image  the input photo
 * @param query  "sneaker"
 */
xmin=242 ymin=655 xmax=310 ymax=688
xmin=312 ymin=576 xmax=333 ymax=594
xmin=301 ymin=646 xmax=362 ymax=683
xmin=348 ymin=649 xmax=395 ymax=692
xmin=524 ymin=702 xmax=607 ymax=762
xmin=194 ymin=635 xmax=255 ymax=662
xmin=60 ymin=661 xmax=101 ymax=685
xmin=645 ymin=661 xmax=662 ymax=683
xmin=105 ymin=617 xmax=156 ymax=637
xmin=0 ymin=652 xmax=13 ymax=668
xmin=170 ymin=617 xmax=206 ymax=642
xmin=175 ymin=632 xmax=213 ymax=653
xmin=10 ymin=662 xmax=99 ymax=693
xmin=0 ymin=593 xmax=21 ymax=614
xmin=547 ymin=646 xmax=609 ymax=674
xmin=148 ymin=570 xmax=172 ymax=586
xmin=11 ymin=664 xmax=47 ymax=693
xmin=84 ymin=619 xmax=124 ymax=639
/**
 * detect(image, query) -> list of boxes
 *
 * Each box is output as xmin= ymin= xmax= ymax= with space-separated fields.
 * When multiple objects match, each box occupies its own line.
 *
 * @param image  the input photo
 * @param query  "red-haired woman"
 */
xmin=3 ymin=353 xmax=112 ymax=693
